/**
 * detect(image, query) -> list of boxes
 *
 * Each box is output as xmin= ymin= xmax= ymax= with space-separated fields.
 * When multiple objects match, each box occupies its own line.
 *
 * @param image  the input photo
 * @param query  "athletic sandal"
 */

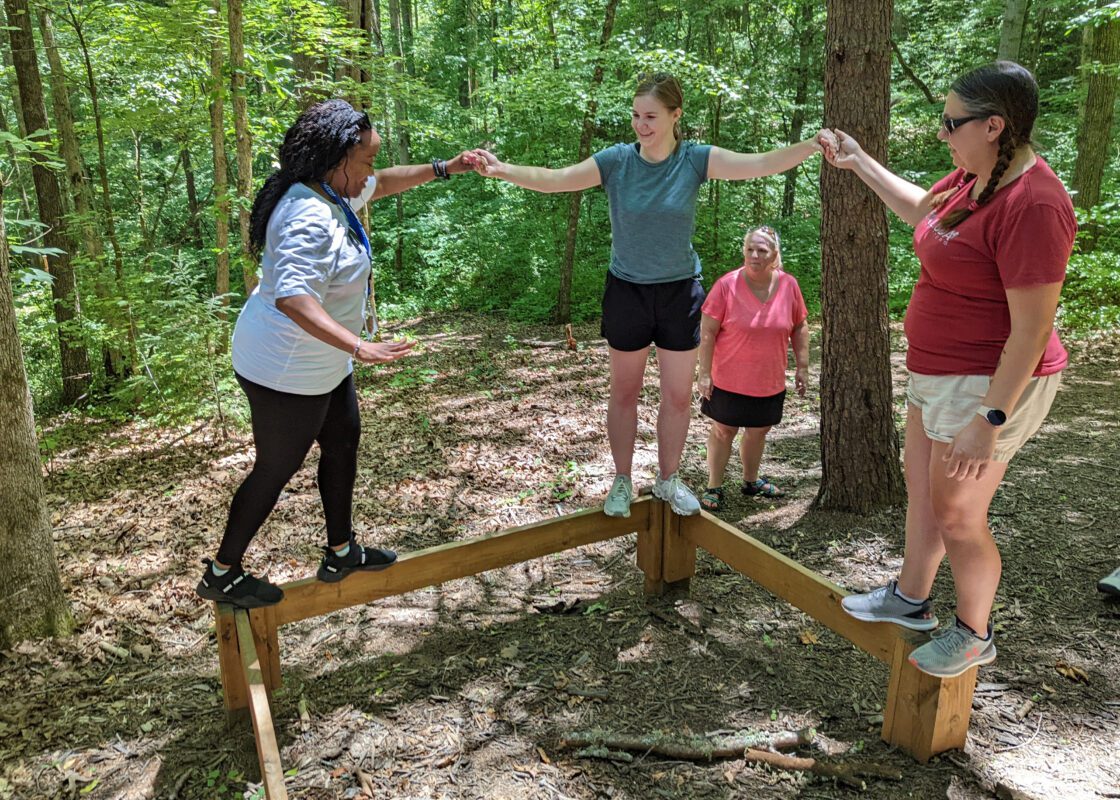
xmin=317 ymin=537 xmax=397 ymax=583
xmin=742 ymin=476 xmax=783 ymax=498
xmin=196 ymin=559 xmax=284 ymax=609
xmin=700 ymin=487 xmax=725 ymax=511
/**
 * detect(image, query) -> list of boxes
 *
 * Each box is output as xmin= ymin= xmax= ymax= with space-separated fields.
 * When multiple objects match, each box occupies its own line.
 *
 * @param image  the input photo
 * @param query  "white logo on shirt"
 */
xmin=924 ymin=212 xmax=960 ymax=245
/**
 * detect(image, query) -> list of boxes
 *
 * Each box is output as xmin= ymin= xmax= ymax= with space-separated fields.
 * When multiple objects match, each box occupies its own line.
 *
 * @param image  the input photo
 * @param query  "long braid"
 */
xmin=939 ymin=128 xmax=1017 ymax=230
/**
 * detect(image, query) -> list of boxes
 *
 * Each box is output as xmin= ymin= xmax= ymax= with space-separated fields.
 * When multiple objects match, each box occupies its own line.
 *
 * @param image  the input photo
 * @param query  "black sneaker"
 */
xmin=317 ymin=538 xmax=397 ymax=583
xmin=196 ymin=559 xmax=284 ymax=609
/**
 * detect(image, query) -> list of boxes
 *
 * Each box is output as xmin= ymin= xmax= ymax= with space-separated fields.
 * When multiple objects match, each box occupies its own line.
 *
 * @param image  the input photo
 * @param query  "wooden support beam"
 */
xmin=661 ymin=504 xmax=695 ymax=588
xmin=234 ymin=610 xmax=289 ymax=799
xmin=637 ymin=499 xmax=666 ymax=595
xmin=680 ymin=512 xmax=899 ymax=664
xmin=248 ymin=605 xmax=282 ymax=693
xmin=216 ymin=604 xmax=246 ymax=711
xmin=274 ymin=496 xmax=653 ymax=626
xmin=882 ymin=636 xmax=978 ymax=761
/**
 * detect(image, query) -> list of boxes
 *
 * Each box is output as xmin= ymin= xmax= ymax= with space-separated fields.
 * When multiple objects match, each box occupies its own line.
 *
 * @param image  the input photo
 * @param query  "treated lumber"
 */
xmin=637 ymin=499 xmax=665 ymax=595
xmin=661 ymin=503 xmax=695 ymax=585
xmin=275 ymin=496 xmax=653 ymax=626
xmin=234 ymin=610 xmax=288 ymax=799
xmin=882 ymin=635 xmax=978 ymax=762
xmin=681 ymin=512 xmax=900 ymax=664
xmin=216 ymin=604 xmax=246 ymax=710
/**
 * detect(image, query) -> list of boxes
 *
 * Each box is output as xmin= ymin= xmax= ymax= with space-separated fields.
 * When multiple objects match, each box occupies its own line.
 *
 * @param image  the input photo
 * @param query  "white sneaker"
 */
xmin=603 ymin=475 xmax=633 ymax=518
xmin=652 ymin=472 xmax=701 ymax=516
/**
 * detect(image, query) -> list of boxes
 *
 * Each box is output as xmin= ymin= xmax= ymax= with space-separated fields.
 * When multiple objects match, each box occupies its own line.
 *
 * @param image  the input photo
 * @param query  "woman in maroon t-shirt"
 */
xmin=825 ymin=62 xmax=1075 ymax=678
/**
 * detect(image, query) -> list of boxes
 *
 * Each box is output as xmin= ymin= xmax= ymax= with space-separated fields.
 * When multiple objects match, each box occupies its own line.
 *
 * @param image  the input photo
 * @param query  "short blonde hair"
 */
xmin=744 ymin=226 xmax=783 ymax=271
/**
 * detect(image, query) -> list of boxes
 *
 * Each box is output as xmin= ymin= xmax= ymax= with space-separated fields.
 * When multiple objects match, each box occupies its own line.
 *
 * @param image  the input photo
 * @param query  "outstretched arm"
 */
xmin=825 ymin=129 xmax=935 ymax=226
xmin=372 ymin=151 xmax=477 ymax=200
xmin=472 ymin=149 xmax=602 ymax=193
xmin=708 ymin=130 xmax=836 ymax=181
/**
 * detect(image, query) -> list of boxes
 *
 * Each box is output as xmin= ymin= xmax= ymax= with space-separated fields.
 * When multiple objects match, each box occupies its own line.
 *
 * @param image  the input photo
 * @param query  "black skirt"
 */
xmin=701 ymin=384 xmax=786 ymax=428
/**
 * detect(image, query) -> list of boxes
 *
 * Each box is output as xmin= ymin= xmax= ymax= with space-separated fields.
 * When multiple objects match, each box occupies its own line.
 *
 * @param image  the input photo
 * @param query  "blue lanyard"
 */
xmin=319 ymin=182 xmax=371 ymax=261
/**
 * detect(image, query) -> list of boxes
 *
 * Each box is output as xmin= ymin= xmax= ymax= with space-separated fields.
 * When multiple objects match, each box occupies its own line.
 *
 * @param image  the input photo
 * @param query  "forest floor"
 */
xmin=1 ymin=315 xmax=1118 ymax=800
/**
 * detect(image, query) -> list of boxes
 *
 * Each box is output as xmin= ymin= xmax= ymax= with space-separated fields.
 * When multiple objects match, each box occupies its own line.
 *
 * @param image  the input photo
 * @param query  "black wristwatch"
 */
xmin=976 ymin=405 xmax=1007 ymax=427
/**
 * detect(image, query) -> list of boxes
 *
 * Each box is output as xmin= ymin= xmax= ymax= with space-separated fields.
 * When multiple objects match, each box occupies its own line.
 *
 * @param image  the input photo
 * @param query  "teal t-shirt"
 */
xmin=592 ymin=141 xmax=712 ymax=284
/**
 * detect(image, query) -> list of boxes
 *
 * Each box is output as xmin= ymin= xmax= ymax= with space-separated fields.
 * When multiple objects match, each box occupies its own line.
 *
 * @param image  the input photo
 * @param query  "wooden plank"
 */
xmin=248 ymin=605 xmax=282 ymax=693
xmin=637 ymin=498 xmax=665 ymax=595
xmin=216 ymin=603 xmax=247 ymax=711
xmin=661 ymin=505 xmax=696 ymax=585
xmin=882 ymin=636 xmax=977 ymax=761
xmin=235 ymin=610 xmax=289 ymax=800
xmin=275 ymin=497 xmax=653 ymax=626
xmin=681 ymin=512 xmax=900 ymax=664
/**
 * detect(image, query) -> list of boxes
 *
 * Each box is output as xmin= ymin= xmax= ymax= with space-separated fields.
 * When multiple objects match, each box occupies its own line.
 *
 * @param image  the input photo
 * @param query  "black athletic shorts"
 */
xmin=600 ymin=271 xmax=706 ymax=352
xmin=701 ymin=384 xmax=786 ymax=428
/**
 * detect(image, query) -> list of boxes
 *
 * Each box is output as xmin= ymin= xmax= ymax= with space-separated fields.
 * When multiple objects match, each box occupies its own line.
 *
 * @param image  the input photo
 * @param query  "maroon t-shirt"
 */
xmin=905 ymin=158 xmax=1075 ymax=376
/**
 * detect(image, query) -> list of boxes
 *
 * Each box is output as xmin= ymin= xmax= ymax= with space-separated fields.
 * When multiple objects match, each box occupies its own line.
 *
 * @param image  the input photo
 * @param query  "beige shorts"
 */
xmin=906 ymin=371 xmax=1061 ymax=462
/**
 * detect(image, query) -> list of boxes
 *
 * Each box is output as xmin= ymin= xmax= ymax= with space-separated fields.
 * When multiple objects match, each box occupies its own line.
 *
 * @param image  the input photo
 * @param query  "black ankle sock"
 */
xmin=955 ymin=616 xmax=992 ymax=641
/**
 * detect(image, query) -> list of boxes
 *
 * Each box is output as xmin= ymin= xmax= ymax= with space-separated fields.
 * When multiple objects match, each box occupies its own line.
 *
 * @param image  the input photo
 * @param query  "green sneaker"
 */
xmin=908 ymin=620 xmax=996 ymax=678
xmin=603 ymin=475 xmax=633 ymax=518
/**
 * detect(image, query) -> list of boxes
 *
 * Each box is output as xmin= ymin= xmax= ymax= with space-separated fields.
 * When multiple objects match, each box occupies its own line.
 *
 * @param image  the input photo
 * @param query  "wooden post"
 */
xmin=216 ymin=604 xmax=247 ymax=711
xmin=234 ymin=610 xmax=289 ymax=799
xmin=882 ymin=634 xmax=979 ymax=761
xmin=660 ymin=504 xmax=695 ymax=592
xmin=248 ymin=605 xmax=282 ymax=693
xmin=637 ymin=499 xmax=665 ymax=595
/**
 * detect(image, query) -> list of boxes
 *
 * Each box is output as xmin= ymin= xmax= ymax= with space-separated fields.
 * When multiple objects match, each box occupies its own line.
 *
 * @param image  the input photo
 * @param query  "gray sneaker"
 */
xmin=1098 ymin=566 xmax=1120 ymax=596
xmin=840 ymin=579 xmax=938 ymax=631
xmin=908 ymin=621 xmax=996 ymax=678
xmin=603 ymin=475 xmax=633 ymax=518
xmin=653 ymin=472 xmax=701 ymax=516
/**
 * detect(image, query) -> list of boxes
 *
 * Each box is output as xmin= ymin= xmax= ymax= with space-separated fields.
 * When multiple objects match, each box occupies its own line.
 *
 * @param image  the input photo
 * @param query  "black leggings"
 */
xmin=216 ymin=373 xmax=360 ymax=566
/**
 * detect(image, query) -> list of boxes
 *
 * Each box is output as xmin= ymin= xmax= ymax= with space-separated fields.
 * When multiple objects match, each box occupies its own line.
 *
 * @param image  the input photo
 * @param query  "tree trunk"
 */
xmin=556 ymin=0 xmax=621 ymax=324
xmin=997 ymin=0 xmax=1031 ymax=62
xmin=1071 ymin=13 xmax=1120 ymax=250
xmin=0 ymin=15 xmax=33 ymax=222
xmin=38 ymin=6 xmax=127 ymax=380
xmin=65 ymin=2 xmax=125 ymax=287
xmin=388 ymin=0 xmax=412 ymax=165
xmin=210 ymin=0 xmax=231 ymax=312
xmin=782 ymin=0 xmax=816 ymax=218
xmin=0 ymin=180 xmax=75 ymax=648
xmin=6 ymin=0 xmax=91 ymax=404
xmin=228 ymin=0 xmax=256 ymax=293
xmin=817 ymin=0 xmax=905 ymax=512
xmin=181 ymin=145 xmax=204 ymax=248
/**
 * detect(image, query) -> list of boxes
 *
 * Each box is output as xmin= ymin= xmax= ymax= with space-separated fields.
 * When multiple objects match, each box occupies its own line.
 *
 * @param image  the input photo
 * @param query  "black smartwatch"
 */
xmin=976 ymin=405 xmax=1007 ymax=427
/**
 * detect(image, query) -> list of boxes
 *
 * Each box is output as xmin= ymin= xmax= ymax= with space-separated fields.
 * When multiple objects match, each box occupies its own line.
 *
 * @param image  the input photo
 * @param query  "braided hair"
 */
xmin=930 ymin=61 xmax=1038 ymax=230
xmin=248 ymin=100 xmax=372 ymax=255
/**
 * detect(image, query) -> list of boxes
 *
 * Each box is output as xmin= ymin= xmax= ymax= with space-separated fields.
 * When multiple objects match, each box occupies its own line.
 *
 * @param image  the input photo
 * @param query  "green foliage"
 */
xmin=4 ymin=0 xmax=1118 ymax=421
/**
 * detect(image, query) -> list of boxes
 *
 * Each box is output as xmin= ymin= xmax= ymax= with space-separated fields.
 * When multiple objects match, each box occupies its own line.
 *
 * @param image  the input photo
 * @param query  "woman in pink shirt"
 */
xmin=696 ymin=226 xmax=809 ymax=511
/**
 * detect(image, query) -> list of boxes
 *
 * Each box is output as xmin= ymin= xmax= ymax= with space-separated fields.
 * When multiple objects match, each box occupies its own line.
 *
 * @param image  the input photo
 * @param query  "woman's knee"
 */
xmin=709 ymin=422 xmax=737 ymax=443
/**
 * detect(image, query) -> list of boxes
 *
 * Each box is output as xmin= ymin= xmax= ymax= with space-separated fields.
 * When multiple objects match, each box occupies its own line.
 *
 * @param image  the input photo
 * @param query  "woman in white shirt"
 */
xmin=197 ymin=100 xmax=474 ymax=609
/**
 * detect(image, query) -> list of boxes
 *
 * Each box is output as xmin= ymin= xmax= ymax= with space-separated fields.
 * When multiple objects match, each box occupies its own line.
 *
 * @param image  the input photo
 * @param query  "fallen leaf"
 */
xmin=799 ymin=629 xmax=819 ymax=645
xmin=1055 ymin=660 xmax=1089 ymax=684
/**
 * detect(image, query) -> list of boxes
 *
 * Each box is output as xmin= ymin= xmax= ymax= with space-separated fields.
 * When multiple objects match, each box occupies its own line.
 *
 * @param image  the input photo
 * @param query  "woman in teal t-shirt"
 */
xmin=473 ymin=73 xmax=834 ymax=518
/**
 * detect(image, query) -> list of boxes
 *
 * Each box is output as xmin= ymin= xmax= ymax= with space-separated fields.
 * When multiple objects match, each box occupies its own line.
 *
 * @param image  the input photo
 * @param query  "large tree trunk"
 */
xmin=6 ymin=0 xmax=91 ymax=404
xmin=210 ymin=0 xmax=232 ymax=312
xmin=556 ymin=0 xmax=621 ymax=324
xmin=228 ymin=0 xmax=256 ymax=293
xmin=817 ymin=0 xmax=905 ymax=512
xmin=0 ymin=181 xmax=74 ymax=648
xmin=0 ymin=13 xmax=33 ymax=222
xmin=997 ymin=0 xmax=1031 ymax=62
xmin=1071 ymin=13 xmax=1120 ymax=250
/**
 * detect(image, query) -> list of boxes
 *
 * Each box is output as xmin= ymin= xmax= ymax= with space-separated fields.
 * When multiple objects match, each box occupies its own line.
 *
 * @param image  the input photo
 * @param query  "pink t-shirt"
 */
xmin=702 ymin=269 xmax=808 ymax=397
xmin=906 ymin=158 xmax=1074 ymax=376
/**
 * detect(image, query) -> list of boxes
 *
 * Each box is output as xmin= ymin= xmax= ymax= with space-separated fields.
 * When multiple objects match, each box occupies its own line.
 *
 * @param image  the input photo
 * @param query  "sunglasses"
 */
xmin=941 ymin=114 xmax=981 ymax=134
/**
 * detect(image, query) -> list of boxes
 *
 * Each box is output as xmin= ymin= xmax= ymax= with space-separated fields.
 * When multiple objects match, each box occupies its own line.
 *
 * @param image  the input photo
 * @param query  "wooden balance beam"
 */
xmin=213 ymin=497 xmax=978 ymax=797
